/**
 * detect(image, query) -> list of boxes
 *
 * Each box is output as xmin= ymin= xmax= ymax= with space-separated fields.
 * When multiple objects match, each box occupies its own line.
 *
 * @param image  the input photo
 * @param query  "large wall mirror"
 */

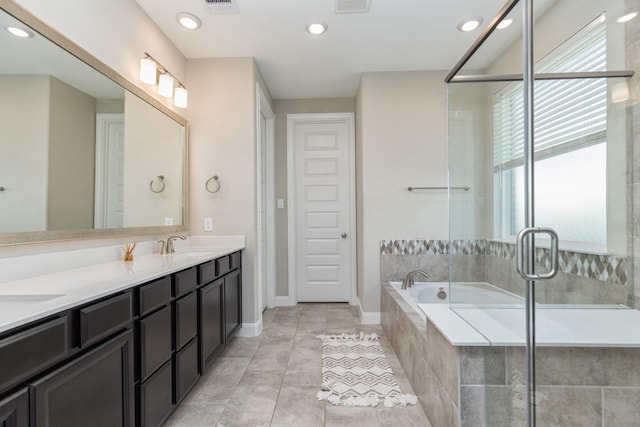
xmin=0 ymin=1 xmax=187 ymax=246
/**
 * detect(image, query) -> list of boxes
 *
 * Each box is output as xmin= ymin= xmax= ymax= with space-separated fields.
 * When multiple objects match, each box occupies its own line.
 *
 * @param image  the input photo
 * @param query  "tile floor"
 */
xmin=165 ymin=303 xmax=431 ymax=426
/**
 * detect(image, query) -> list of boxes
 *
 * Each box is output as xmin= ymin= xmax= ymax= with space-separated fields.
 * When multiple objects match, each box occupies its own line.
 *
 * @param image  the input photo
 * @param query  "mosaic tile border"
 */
xmin=380 ymin=239 xmax=629 ymax=286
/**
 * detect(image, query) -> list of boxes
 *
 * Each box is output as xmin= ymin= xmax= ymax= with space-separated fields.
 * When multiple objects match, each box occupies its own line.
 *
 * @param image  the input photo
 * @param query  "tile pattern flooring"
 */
xmin=165 ymin=304 xmax=431 ymax=426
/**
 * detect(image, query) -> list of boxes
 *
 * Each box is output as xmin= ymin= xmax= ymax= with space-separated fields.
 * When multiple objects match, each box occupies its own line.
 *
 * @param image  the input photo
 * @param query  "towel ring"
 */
xmin=150 ymin=175 xmax=165 ymax=193
xmin=206 ymin=175 xmax=221 ymax=193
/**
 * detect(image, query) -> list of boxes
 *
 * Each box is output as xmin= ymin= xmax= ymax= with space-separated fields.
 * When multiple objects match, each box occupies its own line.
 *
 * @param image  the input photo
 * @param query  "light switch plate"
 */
xmin=164 ymin=218 xmax=174 ymax=225
xmin=277 ymin=198 xmax=284 ymax=209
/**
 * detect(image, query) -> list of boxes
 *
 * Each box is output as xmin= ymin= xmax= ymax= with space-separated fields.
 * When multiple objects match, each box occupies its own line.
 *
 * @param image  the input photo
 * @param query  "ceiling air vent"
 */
xmin=334 ymin=0 xmax=371 ymax=14
xmin=203 ymin=0 xmax=240 ymax=14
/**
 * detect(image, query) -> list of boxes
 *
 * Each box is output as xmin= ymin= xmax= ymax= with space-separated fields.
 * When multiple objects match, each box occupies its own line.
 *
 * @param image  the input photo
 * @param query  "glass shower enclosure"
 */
xmin=447 ymin=0 xmax=638 ymax=425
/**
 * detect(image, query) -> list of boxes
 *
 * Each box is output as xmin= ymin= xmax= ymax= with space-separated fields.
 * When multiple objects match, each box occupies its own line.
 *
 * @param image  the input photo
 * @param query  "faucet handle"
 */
xmin=158 ymin=240 xmax=167 ymax=255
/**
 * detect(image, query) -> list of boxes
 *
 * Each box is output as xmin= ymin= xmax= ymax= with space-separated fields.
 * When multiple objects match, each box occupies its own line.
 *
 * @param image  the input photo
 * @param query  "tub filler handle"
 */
xmin=516 ymin=227 xmax=559 ymax=281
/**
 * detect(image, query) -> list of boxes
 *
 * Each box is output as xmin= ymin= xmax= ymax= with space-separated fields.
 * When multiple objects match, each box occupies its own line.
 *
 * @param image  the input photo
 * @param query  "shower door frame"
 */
xmin=445 ymin=0 xmax=635 ymax=425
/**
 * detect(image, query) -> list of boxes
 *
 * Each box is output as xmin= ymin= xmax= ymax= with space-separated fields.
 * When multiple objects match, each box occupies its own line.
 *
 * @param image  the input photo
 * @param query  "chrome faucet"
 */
xmin=401 ymin=270 xmax=432 ymax=290
xmin=163 ymin=235 xmax=186 ymax=254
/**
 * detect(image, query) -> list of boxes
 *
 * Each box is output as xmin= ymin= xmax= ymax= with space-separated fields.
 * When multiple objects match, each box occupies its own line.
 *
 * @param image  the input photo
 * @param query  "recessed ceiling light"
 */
xmin=497 ymin=18 xmax=513 ymax=29
xmin=458 ymin=17 xmax=483 ymax=32
xmin=176 ymin=12 xmax=202 ymax=30
xmin=306 ymin=22 xmax=328 ymax=35
xmin=617 ymin=12 xmax=638 ymax=23
xmin=6 ymin=26 xmax=33 ymax=38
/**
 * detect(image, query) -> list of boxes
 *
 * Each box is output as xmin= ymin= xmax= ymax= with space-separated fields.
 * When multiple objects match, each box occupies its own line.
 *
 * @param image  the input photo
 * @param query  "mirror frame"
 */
xmin=0 ymin=0 xmax=188 ymax=246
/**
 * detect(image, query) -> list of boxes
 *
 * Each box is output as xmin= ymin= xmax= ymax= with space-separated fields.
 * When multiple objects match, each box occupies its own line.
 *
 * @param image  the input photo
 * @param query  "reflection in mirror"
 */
xmin=0 ymin=1 xmax=187 ymax=244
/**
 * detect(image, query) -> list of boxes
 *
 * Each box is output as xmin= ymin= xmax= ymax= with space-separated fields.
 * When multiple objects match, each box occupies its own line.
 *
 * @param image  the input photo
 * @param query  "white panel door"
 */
xmin=293 ymin=117 xmax=353 ymax=302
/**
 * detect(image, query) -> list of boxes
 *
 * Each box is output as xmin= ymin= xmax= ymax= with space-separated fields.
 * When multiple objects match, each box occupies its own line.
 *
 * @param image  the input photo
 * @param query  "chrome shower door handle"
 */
xmin=516 ymin=227 xmax=559 ymax=281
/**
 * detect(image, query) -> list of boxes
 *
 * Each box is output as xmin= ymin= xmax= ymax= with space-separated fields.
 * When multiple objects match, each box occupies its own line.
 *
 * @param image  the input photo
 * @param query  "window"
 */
xmin=493 ymin=16 xmax=607 ymax=247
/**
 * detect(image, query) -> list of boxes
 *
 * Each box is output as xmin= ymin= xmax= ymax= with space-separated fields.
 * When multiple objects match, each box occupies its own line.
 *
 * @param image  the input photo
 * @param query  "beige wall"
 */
xmin=0 ymin=75 xmax=49 ymax=232
xmin=272 ymin=98 xmax=356 ymax=297
xmin=356 ymin=71 xmax=449 ymax=313
xmin=187 ymin=57 xmax=273 ymax=324
xmin=47 ymin=77 xmax=96 ymax=230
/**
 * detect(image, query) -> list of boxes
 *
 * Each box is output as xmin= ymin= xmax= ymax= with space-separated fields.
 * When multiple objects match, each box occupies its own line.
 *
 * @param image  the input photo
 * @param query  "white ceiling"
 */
xmin=134 ymin=0 xmax=513 ymax=99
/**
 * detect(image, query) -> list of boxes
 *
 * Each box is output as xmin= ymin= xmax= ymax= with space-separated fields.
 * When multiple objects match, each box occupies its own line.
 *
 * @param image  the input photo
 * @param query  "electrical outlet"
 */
xmin=204 ymin=217 xmax=213 ymax=231
xmin=277 ymin=198 xmax=284 ymax=209
xmin=164 ymin=218 xmax=173 ymax=225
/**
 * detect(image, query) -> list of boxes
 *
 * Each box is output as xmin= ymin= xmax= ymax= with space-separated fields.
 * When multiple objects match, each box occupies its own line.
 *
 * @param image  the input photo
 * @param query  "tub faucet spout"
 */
xmin=401 ymin=270 xmax=431 ymax=290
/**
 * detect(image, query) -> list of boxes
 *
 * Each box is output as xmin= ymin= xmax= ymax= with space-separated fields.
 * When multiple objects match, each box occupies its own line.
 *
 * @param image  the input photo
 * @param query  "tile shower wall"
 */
xmin=380 ymin=239 xmax=633 ymax=306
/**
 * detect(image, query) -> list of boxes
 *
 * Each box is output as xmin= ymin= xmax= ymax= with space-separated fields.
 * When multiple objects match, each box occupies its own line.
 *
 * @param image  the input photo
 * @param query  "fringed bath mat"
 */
xmin=316 ymin=332 xmax=417 ymax=408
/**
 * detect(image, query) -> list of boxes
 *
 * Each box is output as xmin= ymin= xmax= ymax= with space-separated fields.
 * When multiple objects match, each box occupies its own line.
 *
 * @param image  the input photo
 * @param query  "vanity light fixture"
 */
xmin=6 ymin=26 xmax=33 ymax=38
xmin=176 ymin=12 xmax=202 ymax=30
xmin=158 ymin=73 xmax=174 ymax=97
xmin=174 ymin=86 xmax=188 ymax=109
xmin=458 ymin=17 xmax=483 ymax=32
xmin=139 ymin=57 xmax=157 ymax=84
xmin=306 ymin=22 xmax=328 ymax=35
xmin=139 ymin=52 xmax=189 ymax=108
xmin=617 ymin=12 xmax=638 ymax=23
xmin=497 ymin=18 xmax=513 ymax=29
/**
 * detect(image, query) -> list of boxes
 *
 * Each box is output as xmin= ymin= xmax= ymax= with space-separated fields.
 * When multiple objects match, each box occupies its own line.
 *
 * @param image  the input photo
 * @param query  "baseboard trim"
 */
xmin=275 ymin=296 xmax=296 ymax=306
xmin=237 ymin=318 xmax=262 ymax=337
xmin=358 ymin=298 xmax=381 ymax=324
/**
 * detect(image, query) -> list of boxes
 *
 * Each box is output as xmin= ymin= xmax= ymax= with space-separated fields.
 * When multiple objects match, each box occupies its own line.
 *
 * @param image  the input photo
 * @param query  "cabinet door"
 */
xmin=224 ymin=269 xmax=242 ymax=341
xmin=0 ymin=388 xmax=28 ymax=427
xmin=199 ymin=279 xmax=224 ymax=371
xmin=31 ymin=330 xmax=134 ymax=427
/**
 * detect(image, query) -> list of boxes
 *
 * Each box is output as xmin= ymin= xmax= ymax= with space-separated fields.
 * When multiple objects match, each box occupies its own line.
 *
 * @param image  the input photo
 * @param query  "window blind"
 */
xmin=493 ymin=18 xmax=606 ymax=170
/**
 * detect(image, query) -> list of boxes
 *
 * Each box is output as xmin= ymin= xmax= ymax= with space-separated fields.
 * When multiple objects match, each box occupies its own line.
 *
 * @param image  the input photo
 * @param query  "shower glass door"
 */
xmin=447 ymin=0 xmax=638 ymax=425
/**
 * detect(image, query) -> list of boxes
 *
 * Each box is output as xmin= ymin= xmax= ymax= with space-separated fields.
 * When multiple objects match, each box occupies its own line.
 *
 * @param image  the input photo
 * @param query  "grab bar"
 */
xmin=408 ymin=186 xmax=470 ymax=191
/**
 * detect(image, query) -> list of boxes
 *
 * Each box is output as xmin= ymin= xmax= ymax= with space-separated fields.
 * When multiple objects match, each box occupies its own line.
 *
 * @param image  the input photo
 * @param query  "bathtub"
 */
xmin=388 ymin=281 xmax=640 ymax=347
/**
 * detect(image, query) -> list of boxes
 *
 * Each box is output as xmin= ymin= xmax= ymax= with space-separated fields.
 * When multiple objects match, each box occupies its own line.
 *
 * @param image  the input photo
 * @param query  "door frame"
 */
xmin=255 ymin=84 xmax=276 ymax=312
xmin=94 ymin=113 xmax=124 ymax=228
xmin=286 ymin=113 xmax=357 ymax=305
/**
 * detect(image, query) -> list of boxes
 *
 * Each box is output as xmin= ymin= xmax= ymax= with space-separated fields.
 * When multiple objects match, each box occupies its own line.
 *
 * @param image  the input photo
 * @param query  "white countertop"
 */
xmin=0 ymin=245 xmax=243 ymax=335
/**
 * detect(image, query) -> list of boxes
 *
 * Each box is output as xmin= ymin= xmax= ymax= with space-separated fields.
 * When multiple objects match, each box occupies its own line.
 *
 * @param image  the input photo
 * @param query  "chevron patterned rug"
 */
xmin=316 ymin=332 xmax=418 ymax=408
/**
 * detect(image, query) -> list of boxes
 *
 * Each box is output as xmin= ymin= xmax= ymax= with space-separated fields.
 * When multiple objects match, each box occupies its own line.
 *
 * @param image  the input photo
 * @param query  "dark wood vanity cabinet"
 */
xmin=0 ymin=250 xmax=242 ymax=427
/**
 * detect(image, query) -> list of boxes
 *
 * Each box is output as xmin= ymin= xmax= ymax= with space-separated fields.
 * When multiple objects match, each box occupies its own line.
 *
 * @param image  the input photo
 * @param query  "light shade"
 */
xmin=306 ymin=22 xmax=327 ymax=35
xmin=6 ymin=26 xmax=33 ymax=38
xmin=174 ymin=87 xmax=188 ymax=108
xmin=176 ymin=12 xmax=202 ymax=29
xmin=139 ymin=57 xmax=157 ymax=84
xmin=617 ymin=12 xmax=638 ymax=23
xmin=458 ymin=17 xmax=483 ymax=32
xmin=158 ymin=73 xmax=174 ymax=97
xmin=497 ymin=18 xmax=513 ymax=29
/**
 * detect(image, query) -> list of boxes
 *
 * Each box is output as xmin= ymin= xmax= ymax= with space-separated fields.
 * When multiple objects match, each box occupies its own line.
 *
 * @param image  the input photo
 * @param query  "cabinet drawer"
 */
xmin=175 ymin=292 xmax=197 ymax=351
xmin=139 ymin=359 xmax=172 ymax=427
xmin=0 ymin=387 xmax=28 ymax=427
xmin=0 ymin=316 xmax=69 ymax=394
xmin=230 ymin=251 xmax=241 ymax=270
xmin=174 ymin=267 xmax=197 ymax=298
xmin=138 ymin=305 xmax=172 ymax=381
xmin=198 ymin=260 xmax=217 ymax=285
xmin=139 ymin=276 xmax=171 ymax=316
xmin=174 ymin=338 xmax=199 ymax=404
xmin=80 ymin=292 xmax=132 ymax=348
xmin=216 ymin=256 xmax=231 ymax=277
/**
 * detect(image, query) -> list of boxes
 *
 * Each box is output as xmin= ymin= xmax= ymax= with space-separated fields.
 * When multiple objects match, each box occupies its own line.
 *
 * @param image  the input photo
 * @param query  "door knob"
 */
xmin=341 ymin=233 xmax=347 ymax=239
